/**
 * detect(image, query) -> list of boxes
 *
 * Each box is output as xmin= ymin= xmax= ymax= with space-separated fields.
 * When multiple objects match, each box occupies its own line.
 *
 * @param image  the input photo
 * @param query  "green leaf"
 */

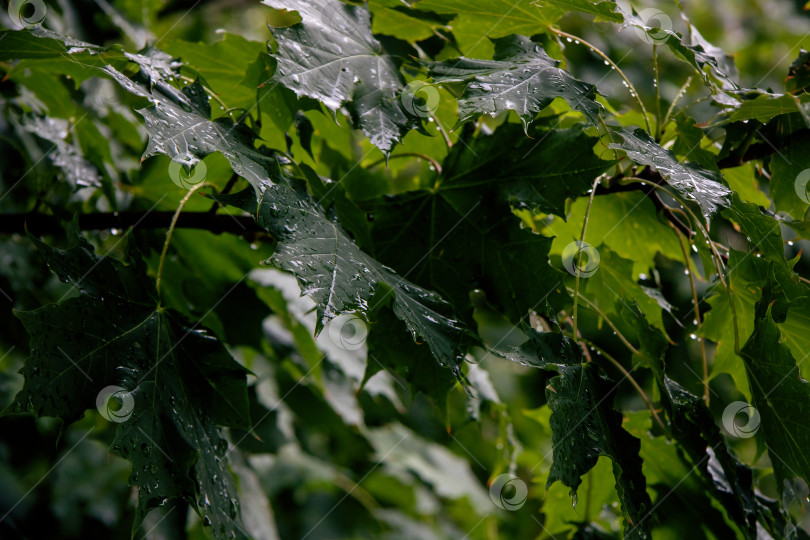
xmin=369 ymin=0 xmax=449 ymax=42
xmin=263 ymin=0 xmax=418 ymax=154
xmin=723 ymin=196 xmax=785 ymax=264
xmin=427 ymin=35 xmax=602 ymax=128
xmin=534 ymin=1 xmax=738 ymax=89
xmin=19 ymin=115 xmax=102 ymax=189
xmin=580 ymin=247 xmax=670 ymax=336
xmin=545 ymin=191 xmax=682 ymax=276
xmin=104 ymin=64 xmax=281 ymax=192
xmin=767 ymin=131 xmax=810 ymax=220
xmin=531 ymin=0 xmax=622 ymax=22
xmin=372 ymin=191 xmax=565 ymax=325
xmin=163 ymin=34 xmax=268 ymax=111
xmin=368 ymin=125 xmax=609 ymax=322
xmin=546 ymin=363 xmax=651 ymax=539
xmin=701 ymin=250 xmax=763 ymax=399
xmin=657 ymin=376 xmax=800 ymax=538
xmin=722 ymin=163 xmax=770 ymax=208
xmin=609 ymin=127 xmax=732 ymax=219
xmin=671 ymin=112 xmax=718 ymax=170
xmin=496 ymin=329 xmax=652 ymax=538
xmin=442 ymin=123 xmax=613 ymax=218
xmin=365 ymin=306 xmax=457 ymax=410
xmin=12 ymin=236 xmax=250 ymax=539
xmin=741 ymin=275 xmax=810 ymax=492
xmin=727 ymin=93 xmax=810 ymax=125
xmin=217 ymin=179 xmax=474 ymax=372
xmin=411 ymin=0 xmax=557 ymax=58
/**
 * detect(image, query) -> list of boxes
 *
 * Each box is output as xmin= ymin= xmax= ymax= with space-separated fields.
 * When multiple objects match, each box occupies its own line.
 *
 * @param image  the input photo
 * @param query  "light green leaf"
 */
xmin=545 ymin=191 xmax=682 ymax=275
xmin=722 ymin=163 xmax=770 ymax=208
xmin=412 ymin=0 xmax=557 ymax=58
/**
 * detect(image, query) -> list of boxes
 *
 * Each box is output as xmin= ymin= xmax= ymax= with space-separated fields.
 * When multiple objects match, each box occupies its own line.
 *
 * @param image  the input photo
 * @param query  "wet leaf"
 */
xmin=12 ymin=235 xmax=250 ymax=539
xmin=609 ymin=127 xmax=732 ymax=219
xmin=428 ymin=34 xmax=602 ymax=128
xmin=263 ymin=0 xmax=419 ymax=154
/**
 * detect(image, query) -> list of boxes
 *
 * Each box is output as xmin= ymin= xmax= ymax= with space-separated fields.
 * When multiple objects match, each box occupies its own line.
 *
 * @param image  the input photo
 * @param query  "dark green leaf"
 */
xmin=741 ymin=275 xmax=810 ymax=496
xmin=12 ymin=236 xmax=250 ymax=539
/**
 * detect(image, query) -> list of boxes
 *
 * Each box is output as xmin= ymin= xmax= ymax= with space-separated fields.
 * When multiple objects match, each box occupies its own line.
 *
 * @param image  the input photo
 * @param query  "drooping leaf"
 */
xmin=103 ymin=65 xmax=281 ymax=191
xmin=741 ymin=275 xmax=810 ymax=496
xmin=427 ymin=34 xmax=602 ymax=128
xmin=214 ymin=179 xmax=474 ymax=372
xmin=657 ymin=375 xmax=803 ymax=539
xmin=609 ymin=127 xmax=732 ymax=219
xmin=12 ymin=235 xmax=250 ymax=539
xmin=263 ymin=0 xmax=418 ymax=154
xmin=502 ymin=328 xmax=652 ymax=538
xmin=19 ymin=115 xmax=102 ymax=189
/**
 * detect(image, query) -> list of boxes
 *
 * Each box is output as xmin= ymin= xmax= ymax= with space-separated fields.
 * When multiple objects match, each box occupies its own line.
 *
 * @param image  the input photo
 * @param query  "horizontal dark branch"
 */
xmin=0 ymin=211 xmax=265 ymax=236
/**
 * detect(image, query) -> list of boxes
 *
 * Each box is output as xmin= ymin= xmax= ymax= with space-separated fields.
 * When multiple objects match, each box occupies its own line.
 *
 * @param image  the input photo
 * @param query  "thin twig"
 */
xmin=571 ymin=333 xmax=668 ymax=432
xmin=574 ymin=293 xmax=642 ymax=358
xmin=367 ymin=152 xmax=443 ymax=175
xmin=550 ymin=28 xmax=653 ymax=134
xmin=573 ymin=176 xmax=602 ymax=342
xmin=157 ymin=183 xmax=215 ymax=299
xmin=670 ymin=221 xmax=710 ymax=405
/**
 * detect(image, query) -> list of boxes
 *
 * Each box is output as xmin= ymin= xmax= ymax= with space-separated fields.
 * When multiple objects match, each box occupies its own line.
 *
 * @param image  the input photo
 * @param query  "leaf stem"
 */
xmin=430 ymin=112 xmax=453 ymax=149
xmin=574 ymin=293 xmax=642 ymax=358
xmin=670 ymin=221 xmax=710 ymax=405
xmin=661 ymin=76 xmax=693 ymax=130
xmin=156 ymin=182 xmax=215 ymax=299
xmin=550 ymin=28 xmax=652 ymax=134
xmin=622 ymin=176 xmax=742 ymax=352
xmin=572 ymin=176 xmax=601 ymax=342
xmin=653 ymin=45 xmax=662 ymax=140
xmin=367 ymin=152 xmax=443 ymax=176
xmin=570 ymin=333 xmax=668 ymax=432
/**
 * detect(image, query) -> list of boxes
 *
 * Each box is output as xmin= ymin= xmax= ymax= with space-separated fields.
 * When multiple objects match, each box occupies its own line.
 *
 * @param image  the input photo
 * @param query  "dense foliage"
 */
xmin=2 ymin=0 xmax=810 ymax=538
